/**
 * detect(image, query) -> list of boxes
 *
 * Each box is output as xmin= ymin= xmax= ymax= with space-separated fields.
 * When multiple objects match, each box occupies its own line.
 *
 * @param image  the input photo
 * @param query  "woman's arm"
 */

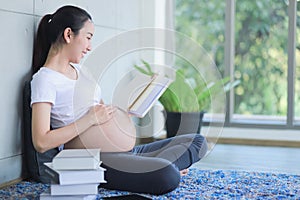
xmin=31 ymin=102 xmax=115 ymax=153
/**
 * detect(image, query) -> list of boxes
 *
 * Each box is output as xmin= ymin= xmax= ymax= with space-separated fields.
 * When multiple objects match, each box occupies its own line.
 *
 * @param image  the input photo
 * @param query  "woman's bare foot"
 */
xmin=180 ymin=169 xmax=189 ymax=176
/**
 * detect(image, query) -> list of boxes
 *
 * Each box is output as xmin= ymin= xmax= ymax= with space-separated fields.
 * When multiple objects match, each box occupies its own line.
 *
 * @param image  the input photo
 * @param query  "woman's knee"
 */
xmin=151 ymin=164 xmax=181 ymax=195
xmin=195 ymin=134 xmax=208 ymax=149
xmin=190 ymin=134 xmax=208 ymax=161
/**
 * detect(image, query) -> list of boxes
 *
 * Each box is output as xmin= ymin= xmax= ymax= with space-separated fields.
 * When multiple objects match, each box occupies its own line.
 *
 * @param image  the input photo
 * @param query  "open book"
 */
xmin=126 ymin=74 xmax=172 ymax=118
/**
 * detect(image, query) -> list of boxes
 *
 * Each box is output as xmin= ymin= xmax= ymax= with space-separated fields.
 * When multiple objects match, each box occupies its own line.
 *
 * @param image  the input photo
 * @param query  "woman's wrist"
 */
xmin=74 ymin=113 xmax=96 ymax=136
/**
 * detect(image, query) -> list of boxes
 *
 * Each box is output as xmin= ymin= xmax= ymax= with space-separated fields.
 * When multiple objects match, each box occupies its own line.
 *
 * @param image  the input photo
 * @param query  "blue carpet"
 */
xmin=1 ymin=168 xmax=299 ymax=199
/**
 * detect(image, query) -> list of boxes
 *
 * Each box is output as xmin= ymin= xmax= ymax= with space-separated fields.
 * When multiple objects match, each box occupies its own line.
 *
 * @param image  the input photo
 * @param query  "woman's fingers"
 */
xmin=106 ymin=105 xmax=117 ymax=114
xmin=92 ymin=104 xmax=117 ymax=125
xmin=99 ymin=104 xmax=116 ymax=114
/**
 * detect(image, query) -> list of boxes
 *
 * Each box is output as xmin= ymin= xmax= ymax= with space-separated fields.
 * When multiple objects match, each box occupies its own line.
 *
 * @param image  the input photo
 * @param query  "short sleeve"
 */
xmin=31 ymin=73 xmax=56 ymax=106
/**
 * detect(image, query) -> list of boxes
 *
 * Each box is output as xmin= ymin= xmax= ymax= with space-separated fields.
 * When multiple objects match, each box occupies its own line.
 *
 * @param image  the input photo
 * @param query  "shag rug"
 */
xmin=1 ymin=168 xmax=299 ymax=200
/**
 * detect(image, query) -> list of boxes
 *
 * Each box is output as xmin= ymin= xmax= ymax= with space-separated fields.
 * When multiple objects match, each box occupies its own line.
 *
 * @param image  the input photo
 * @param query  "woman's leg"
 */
xmin=132 ymin=134 xmax=208 ymax=170
xmin=100 ymin=134 xmax=206 ymax=194
xmin=100 ymin=152 xmax=180 ymax=195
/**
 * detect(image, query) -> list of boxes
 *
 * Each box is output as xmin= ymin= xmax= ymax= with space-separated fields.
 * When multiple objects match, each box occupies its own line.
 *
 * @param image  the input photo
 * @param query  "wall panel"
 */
xmin=0 ymin=0 xmax=33 ymax=14
xmin=0 ymin=10 xmax=34 ymax=185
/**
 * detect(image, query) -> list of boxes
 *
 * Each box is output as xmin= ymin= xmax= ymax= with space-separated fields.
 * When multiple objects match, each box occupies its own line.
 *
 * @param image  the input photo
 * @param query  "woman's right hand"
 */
xmin=88 ymin=104 xmax=116 ymax=126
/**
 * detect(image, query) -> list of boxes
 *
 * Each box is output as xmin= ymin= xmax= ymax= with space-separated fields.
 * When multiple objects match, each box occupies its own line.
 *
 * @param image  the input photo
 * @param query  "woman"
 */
xmin=31 ymin=5 xmax=208 ymax=195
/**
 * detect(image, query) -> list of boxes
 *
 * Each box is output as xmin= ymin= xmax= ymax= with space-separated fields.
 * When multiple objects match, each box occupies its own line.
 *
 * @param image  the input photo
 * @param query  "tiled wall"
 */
xmin=0 ymin=0 xmax=159 ymax=185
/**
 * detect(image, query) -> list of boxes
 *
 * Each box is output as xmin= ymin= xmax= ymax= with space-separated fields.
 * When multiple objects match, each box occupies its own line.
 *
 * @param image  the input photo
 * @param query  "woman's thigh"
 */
xmin=133 ymin=133 xmax=205 ymax=156
xmin=132 ymin=134 xmax=208 ymax=170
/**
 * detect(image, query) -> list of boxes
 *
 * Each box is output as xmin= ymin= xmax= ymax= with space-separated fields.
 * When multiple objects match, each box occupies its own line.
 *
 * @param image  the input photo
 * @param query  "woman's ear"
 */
xmin=63 ymin=28 xmax=73 ymax=43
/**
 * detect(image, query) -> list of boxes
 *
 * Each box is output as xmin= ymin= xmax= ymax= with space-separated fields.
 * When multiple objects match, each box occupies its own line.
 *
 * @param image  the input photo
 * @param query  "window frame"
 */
xmin=222 ymin=0 xmax=300 ymax=130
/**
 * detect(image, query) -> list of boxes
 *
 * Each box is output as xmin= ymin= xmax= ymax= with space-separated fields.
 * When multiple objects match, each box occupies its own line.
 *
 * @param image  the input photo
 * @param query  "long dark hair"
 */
xmin=31 ymin=5 xmax=92 ymax=75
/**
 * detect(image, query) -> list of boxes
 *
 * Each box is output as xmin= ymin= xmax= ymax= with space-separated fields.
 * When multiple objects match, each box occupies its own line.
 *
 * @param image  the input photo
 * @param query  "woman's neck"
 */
xmin=44 ymin=47 xmax=70 ymax=73
xmin=44 ymin=47 xmax=77 ymax=80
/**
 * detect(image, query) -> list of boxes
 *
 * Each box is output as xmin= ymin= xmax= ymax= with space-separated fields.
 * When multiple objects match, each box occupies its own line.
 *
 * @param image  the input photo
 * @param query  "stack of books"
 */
xmin=40 ymin=149 xmax=106 ymax=200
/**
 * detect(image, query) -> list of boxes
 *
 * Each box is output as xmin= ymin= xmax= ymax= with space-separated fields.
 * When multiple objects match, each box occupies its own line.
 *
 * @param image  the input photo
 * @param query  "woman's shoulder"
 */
xmin=32 ymin=67 xmax=72 ymax=83
xmin=32 ymin=67 xmax=56 ymax=79
xmin=31 ymin=67 xmax=59 ymax=89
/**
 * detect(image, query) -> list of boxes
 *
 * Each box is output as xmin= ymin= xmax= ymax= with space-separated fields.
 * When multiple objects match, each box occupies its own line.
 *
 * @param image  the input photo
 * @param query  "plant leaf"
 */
xmin=141 ymin=59 xmax=154 ymax=76
xmin=134 ymin=64 xmax=153 ymax=76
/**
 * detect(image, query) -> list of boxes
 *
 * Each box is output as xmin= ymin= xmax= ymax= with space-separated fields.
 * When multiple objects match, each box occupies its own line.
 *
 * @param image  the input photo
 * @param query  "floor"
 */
xmin=193 ymin=144 xmax=300 ymax=175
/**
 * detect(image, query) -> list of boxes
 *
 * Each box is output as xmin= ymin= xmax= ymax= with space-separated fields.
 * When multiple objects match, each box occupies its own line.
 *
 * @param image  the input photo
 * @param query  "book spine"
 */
xmin=50 ymin=183 xmax=99 ymax=196
xmin=44 ymin=166 xmax=59 ymax=184
xmin=53 ymin=158 xmax=99 ymax=170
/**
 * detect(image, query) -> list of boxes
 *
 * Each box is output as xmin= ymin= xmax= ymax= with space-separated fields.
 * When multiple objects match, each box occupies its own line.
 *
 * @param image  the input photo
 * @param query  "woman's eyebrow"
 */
xmin=87 ymin=32 xmax=93 ymax=37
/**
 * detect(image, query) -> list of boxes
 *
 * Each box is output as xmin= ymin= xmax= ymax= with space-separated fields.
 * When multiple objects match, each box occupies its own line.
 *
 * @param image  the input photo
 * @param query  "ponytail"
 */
xmin=31 ymin=5 xmax=92 ymax=75
xmin=31 ymin=14 xmax=52 ymax=75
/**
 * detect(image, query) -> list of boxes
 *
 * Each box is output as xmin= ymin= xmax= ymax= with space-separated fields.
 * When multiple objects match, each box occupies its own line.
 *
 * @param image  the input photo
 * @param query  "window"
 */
xmin=233 ymin=1 xmax=288 ymax=124
xmin=175 ymin=0 xmax=300 ymax=129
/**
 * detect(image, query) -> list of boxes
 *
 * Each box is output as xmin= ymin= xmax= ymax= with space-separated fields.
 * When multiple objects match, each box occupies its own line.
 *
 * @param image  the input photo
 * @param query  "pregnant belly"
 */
xmin=65 ymin=108 xmax=136 ymax=152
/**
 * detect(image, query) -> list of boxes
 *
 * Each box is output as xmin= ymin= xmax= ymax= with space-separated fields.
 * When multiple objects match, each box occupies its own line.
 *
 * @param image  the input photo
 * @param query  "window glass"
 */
xmin=175 ymin=0 xmax=294 ymax=125
xmin=175 ymin=0 xmax=225 ymax=73
xmin=233 ymin=1 xmax=288 ymax=123
xmin=175 ymin=0 xmax=226 ymax=115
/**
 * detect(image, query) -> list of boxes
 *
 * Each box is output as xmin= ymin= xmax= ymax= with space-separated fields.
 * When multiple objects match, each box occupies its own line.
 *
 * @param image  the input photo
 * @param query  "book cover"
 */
xmin=52 ymin=149 xmax=100 ymax=170
xmin=50 ymin=183 xmax=99 ymax=196
xmin=40 ymin=192 xmax=97 ymax=200
xmin=128 ymin=74 xmax=172 ymax=118
xmin=44 ymin=162 xmax=106 ymax=185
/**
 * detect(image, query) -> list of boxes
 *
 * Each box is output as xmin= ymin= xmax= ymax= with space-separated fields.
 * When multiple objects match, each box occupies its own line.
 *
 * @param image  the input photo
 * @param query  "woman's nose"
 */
xmin=87 ymin=42 xmax=92 ymax=51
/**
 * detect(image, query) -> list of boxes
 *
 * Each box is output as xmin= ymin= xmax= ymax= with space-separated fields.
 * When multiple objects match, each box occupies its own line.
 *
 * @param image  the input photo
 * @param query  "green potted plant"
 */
xmin=134 ymin=60 xmax=240 ymax=137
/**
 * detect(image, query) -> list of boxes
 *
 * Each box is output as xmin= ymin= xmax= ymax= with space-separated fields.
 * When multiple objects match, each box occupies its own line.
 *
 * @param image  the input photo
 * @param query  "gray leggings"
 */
xmin=100 ymin=134 xmax=208 ymax=195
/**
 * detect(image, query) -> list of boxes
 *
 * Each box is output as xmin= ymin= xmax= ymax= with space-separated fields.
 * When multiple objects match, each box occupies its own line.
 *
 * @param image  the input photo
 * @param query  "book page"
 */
xmin=128 ymin=74 xmax=171 ymax=118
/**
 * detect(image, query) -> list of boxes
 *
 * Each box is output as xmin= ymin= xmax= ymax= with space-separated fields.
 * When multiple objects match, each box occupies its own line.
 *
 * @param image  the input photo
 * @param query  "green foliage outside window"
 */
xmin=175 ymin=0 xmax=297 ymax=116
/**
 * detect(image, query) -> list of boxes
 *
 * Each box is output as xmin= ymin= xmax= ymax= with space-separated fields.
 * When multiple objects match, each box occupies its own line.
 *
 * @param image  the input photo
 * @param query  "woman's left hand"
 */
xmin=88 ymin=104 xmax=117 ymax=125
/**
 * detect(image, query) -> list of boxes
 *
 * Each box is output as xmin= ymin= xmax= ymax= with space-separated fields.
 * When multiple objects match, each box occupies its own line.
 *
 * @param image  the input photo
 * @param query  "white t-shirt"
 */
xmin=31 ymin=65 xmax=101 ymax=129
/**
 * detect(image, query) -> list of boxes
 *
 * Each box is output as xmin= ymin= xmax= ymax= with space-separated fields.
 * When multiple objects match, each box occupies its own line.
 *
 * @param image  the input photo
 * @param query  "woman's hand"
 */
xmin=88 ymin=104 xmax=116 ymax=125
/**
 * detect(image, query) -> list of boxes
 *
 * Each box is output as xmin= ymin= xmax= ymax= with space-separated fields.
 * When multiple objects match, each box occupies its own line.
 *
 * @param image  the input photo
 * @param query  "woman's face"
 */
xmin=68 ymin=20 xmax=95 ymax=63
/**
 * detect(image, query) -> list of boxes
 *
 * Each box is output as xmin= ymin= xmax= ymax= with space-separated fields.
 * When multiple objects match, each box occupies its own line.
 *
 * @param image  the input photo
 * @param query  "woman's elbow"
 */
xmin=32 ymin=136 xmax=52 ymax=153
xmin=33 ymin=140 xmax=47 ymax=153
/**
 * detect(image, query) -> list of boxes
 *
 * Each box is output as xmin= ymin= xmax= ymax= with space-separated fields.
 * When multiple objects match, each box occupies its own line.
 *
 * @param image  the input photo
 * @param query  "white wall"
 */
xmin=0 ymin=0 xmax=158 ymax=185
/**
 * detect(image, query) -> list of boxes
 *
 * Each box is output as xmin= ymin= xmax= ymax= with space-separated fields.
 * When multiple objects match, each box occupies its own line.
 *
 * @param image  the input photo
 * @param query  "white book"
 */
xmin=52 ymin=149 xmax=100 ymax=170
xmin=128 ymin=74 xmax=172 ymax=118
xmin=40 ymin=192 xmax=97 ymax=200
xmin=50 ymin=183 xmax=99 ymax=196
xmin=44 ymin=162 xmax=106 ymax=185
